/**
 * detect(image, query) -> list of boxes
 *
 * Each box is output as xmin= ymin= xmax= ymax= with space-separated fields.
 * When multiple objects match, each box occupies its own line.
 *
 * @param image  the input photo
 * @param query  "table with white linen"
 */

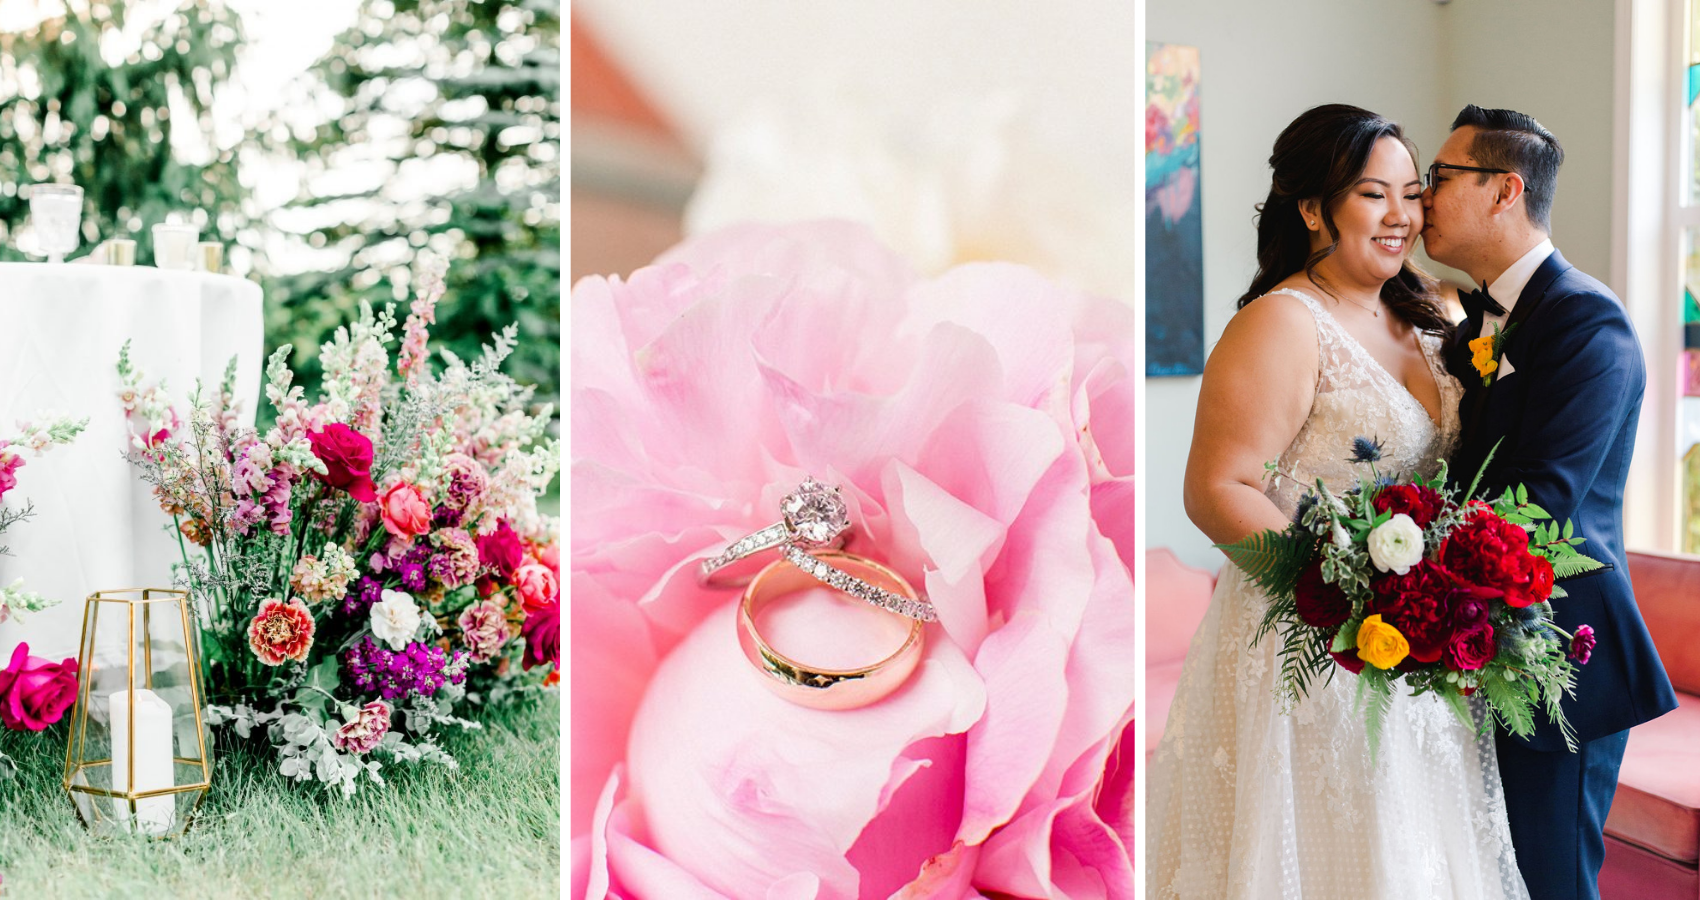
xmin=0 ymin=263 xmax=262 ymax=662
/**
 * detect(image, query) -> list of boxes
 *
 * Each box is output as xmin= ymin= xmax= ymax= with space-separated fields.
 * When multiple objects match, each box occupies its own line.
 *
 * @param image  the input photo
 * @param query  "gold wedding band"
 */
xmin=737 ymin=551 xmax=924 ymax=710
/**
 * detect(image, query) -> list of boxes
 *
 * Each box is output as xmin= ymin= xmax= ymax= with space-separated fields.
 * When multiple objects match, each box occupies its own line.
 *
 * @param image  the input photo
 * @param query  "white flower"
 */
xmin=1331 ymin=521 xmax=1352 ymax=550
xmin=1367 ymin=514 xmax=1425 ymax=575
xmin=369 ymin=589 xmax=422 ymax=650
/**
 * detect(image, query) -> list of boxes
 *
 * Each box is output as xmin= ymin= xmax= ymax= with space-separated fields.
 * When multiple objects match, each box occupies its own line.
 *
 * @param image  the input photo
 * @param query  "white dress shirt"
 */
xmin=1481 ymin=238 xmax=1554 ymax=379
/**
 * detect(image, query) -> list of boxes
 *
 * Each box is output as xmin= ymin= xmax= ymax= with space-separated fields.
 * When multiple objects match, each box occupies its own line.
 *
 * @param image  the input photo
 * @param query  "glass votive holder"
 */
xmin=29 ymin=183 xmax=84 ymax=264
xmin=151 ymin=224 xmax=199 ymax=271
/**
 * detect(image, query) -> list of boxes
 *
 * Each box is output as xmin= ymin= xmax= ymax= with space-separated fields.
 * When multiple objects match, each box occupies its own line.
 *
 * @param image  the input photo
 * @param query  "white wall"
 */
xmin=1147 ymin=0 xmax=1620 ymax=570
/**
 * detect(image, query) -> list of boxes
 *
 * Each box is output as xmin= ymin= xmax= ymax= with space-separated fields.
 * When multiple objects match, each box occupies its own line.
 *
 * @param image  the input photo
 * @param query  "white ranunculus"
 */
xmin=369 ymin=589 xmax=422 ymax=650
xmin=1367 ymin=514 xmax=1425 ymax=575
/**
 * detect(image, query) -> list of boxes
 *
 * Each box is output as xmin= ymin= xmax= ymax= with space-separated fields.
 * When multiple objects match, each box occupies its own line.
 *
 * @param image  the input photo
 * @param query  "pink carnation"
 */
xmin=429 ymin=528 xmax=481 ymax=589
xmin=442 ymin=453 xmax=489 ymax=511
xmin=331 ymin=700 xmax=392 ymax=755
xmin=247 ymin=597 xmax=315 ymax=666
xmin=569 ymin=223 xmax=1136 ymax=897
xmin=457 ymin=600 xmax=510 ymax=663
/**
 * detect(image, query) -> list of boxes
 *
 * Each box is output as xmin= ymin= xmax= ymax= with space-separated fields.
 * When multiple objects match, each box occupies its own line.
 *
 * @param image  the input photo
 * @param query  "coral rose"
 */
xmin=570 ymin=223 xmax=1136 ymax=897
xmin=308 ymin=423 xmax=377 ymax=502
xmin=380 ymin=482 xmax=432 ymax=541
xmin=0 ymin=643 xmax=78 ymax=731
xmin=247 ymin=597 xmax=315 ymax=666
xmin=514 ymin=563 xmax=558 ymax=612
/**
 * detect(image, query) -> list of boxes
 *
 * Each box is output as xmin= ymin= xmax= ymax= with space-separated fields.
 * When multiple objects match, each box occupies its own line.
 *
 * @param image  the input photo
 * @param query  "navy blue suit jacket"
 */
xmin=1446 ymin=251 xmax=1678 ymax=751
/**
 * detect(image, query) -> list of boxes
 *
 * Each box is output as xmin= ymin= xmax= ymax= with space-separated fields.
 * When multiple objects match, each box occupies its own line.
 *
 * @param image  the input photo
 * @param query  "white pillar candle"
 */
xmin=109 ymin=688 xmax=175 ymax=835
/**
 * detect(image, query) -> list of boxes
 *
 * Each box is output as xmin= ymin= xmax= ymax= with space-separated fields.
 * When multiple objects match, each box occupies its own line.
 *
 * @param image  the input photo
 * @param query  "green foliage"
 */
xmin=266 ymin=0 xmax=561 ymax=414
xmin=1216 ymin=529 xmax=1314 ymax=601
xmin=0 ymin=2 xmax=254 ymax=264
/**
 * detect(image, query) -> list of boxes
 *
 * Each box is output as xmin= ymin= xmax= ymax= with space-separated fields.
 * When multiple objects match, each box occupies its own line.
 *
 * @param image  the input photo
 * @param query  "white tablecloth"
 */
xmin=0 ymin=263 xmax=262 ymax=662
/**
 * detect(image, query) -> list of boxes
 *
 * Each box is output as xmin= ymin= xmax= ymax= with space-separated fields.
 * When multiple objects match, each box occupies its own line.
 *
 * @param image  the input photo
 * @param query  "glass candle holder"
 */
xmin=151 ymin=224 xmax=200 ymax=271
xmin=29 ymin=183 xmax=83 ymax=264
xmin=62 ymin=589 xmax=213 ymax=838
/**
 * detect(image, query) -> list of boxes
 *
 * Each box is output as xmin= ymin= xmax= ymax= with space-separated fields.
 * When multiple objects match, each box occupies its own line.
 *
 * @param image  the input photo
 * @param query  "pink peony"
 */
xmin=458 ymin=600 xmax=511 ymax=663
xmin=514 ymin=563 xmax=558 ymax=613
xmin=331 ymin=700 xmax=392 ymax=754
xmin=521 ymin=599 xmax=559 ymax=672
xmin=0 ymin=643 xmax=79 ymax=732
xmin=569 ymin=223 xmax=1136 ymax=898
xmin=247 ymin=597 xmax=315 ymax=666
xmin=380 ymin=482 xmax=433 ymax=541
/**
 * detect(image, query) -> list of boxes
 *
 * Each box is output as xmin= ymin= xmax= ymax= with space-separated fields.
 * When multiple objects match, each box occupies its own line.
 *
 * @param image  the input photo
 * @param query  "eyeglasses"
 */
xmin=1425 ymin=162 xmax=1511 ymax=190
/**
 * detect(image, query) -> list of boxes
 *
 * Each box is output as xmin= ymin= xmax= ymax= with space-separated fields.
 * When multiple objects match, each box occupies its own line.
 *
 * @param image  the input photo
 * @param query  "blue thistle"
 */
xmin=1349 ymin=436 xmax=1384 ymax=463
xmin=1292 ymin=493 xmax=1319 ymax=527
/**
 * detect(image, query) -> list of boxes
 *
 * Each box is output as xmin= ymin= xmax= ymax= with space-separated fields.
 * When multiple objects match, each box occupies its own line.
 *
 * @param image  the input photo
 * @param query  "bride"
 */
xmin=1146 ymin=104 xmax=1527 ymax=899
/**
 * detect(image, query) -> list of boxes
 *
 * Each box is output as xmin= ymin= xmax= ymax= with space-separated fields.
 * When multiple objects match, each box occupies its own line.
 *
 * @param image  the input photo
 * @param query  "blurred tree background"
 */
xmin=268 ymin=0 xmax=561 ymax=413
xmin=0 ymin=0 xmax=256 ymax=265
xmin=0 ymin=0 xmax=560 ymax=419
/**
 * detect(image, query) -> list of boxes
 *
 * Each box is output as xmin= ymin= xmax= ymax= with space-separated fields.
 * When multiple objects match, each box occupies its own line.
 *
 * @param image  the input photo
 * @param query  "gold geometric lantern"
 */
xmin=62 ymin=589 xmax=213 ymax=837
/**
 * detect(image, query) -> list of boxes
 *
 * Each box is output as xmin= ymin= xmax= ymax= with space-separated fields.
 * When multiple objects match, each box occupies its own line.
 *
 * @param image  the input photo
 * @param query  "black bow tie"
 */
xmin=1460 ymin=284 xmax=1507 ymax=319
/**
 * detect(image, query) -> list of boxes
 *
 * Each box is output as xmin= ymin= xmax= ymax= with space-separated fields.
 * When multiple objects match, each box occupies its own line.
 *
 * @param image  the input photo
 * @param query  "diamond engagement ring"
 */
xmin=738 ymin=551 xmax=925 ymax=710
xmin=698 ymin=478 xmax=853 ymax=587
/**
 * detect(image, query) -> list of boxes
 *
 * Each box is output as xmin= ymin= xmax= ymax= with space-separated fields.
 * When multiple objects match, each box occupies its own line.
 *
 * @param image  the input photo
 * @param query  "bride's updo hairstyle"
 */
xmin=1237 ymin=104 xmax=1448 ymax=334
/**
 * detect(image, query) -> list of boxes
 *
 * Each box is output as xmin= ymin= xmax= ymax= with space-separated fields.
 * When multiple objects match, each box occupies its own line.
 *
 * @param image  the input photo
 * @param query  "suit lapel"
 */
xmin=1459 ymin=250 xmax=1575 ymax=460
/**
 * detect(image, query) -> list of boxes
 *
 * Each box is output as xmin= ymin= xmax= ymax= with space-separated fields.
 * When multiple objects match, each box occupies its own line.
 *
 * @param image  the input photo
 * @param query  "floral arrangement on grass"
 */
xmin=0 ymin=413 xmax=86 ymax=778
xmin=116 ymin=268 xmax=560 ymax=795
xmin=1222 ymin=437 xmax=1601 ymax=757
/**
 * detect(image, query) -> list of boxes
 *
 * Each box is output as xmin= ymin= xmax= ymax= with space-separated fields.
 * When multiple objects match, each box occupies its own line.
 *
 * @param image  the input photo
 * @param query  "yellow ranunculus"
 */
xmin=1468 ymin=334 xmax=1498 ymax=379
xmin=1356 ymin=614 xmax=1410 ymax=670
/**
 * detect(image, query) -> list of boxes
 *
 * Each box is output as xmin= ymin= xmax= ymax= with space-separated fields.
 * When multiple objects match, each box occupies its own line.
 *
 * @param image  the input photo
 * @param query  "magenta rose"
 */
xmin=1294 ymin=559 xmax=1351 ymax=629
xmin=331 ymin=700 xmax=392 ymax=755
xmin=0 ymin=643 xmax=79 ymax=732
xmin=521 ymin=598 xmax=558 ymax=671
xmin=307 ymin=423 xmax=377 ymax=503
xmin=1443 ymin=623 xmax=1497 ymax=671
xmin=477 ymin=519 xmax=524 ymax=578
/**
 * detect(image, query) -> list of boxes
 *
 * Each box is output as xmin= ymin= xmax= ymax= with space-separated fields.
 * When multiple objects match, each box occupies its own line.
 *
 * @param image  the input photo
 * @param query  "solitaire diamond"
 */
xmin=782 ymin=478 xmax=850 ymax=546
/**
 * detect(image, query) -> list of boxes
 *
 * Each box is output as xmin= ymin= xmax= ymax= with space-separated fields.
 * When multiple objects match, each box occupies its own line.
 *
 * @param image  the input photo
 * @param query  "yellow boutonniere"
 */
xmin=1468 ymin=322 xmax=1517 ymax=386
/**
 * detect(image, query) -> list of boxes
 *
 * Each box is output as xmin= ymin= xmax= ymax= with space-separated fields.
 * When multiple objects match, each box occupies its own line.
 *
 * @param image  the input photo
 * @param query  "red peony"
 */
xmin=1439 ymin=507 xmax=1542 ymax=608
xmin=1443 ymin=623 xmax=1497 ymax=671
xmin=1373 ymin=483 xmax=1446 ymax=529
xmin=1368 ymin=559 xmax=1461 ymax=663
xmin=521 ymin=598 xmax=559 ymax=671
xmin=308 ymin=423 xmax=377 ymax=503
xmin=1295 ymin=560 xmax=1351 ymax=629
xmin=0 ymin=643 xmax=78 ymax=732
xmin=247 ymin=597 xmax=316 ymax=666
xmin=1529 ymin=555 xmax=1555 ymax=603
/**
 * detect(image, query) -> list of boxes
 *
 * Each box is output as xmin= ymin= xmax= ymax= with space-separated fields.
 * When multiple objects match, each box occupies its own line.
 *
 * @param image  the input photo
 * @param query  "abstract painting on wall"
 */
xmin=1146 ymin=42 xmax=1204 ymax=376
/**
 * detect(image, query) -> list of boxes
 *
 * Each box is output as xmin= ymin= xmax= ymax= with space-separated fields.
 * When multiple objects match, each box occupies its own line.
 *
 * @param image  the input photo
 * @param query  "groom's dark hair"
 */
xmin=1450 ymin=105 xmax=1564 ymax=233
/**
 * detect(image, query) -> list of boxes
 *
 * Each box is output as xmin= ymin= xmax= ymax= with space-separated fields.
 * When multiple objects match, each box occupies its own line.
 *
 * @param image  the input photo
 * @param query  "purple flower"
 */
xmin=1568 ymin=624 xmax=1597 ymax=665
xmin=341 ymin=575 xmax=386 ymax=617
xmin=343 ymin=636 xmax=468 ymax=701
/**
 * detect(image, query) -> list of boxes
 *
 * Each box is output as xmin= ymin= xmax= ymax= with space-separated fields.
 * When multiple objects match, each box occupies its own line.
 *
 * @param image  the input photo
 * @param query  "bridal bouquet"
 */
xmin=0 ymin=413 xmax=86 ymax=778
xmin=116 ymin=269 xmax=560 ymax=795
xmin=1223 ymin=438 xmax=1601 ymax=755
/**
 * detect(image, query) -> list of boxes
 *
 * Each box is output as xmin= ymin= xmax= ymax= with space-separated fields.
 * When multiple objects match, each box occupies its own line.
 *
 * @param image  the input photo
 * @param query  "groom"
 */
xmin=1424 ymin=104 xmax=1679 ymax=900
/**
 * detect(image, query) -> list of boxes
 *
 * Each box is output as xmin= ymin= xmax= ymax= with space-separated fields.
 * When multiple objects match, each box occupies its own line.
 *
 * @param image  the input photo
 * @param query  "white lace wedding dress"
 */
xmin=1146 ymin=289 xmax=1528 ymax=900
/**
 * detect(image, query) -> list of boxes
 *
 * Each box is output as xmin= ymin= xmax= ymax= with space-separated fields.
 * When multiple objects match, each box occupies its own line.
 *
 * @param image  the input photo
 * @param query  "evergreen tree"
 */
xmin=269 ymin=0 xmax=560 ymax=409
xmin=0 ymin=1 xmax=252 ymax=265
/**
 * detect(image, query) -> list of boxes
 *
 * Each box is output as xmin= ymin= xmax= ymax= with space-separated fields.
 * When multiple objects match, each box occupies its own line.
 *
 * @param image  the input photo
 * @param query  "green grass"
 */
xmin=0 ymin=693 xmax=560 ymax=899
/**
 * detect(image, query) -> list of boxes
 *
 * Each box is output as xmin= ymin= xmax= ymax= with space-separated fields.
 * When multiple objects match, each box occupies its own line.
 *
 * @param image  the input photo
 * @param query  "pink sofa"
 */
xmin=1145 ymin=548 xmax=1216 ymax=757
xmin=1601 ymin=550 xmax=1700 ymax=899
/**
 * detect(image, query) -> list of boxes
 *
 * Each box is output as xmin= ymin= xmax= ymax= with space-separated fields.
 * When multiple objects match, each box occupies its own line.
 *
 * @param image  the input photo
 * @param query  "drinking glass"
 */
xmin=30 ymin=184 xmax=83 ymax=264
